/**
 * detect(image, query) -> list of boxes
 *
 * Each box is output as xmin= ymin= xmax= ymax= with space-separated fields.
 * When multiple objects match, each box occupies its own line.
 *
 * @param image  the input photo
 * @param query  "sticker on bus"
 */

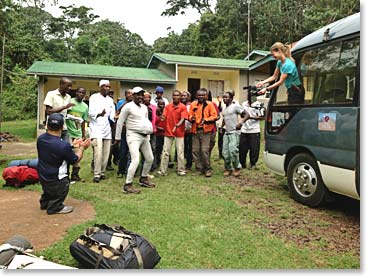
xmin=318 ymin=112 xmax=336 ymax=131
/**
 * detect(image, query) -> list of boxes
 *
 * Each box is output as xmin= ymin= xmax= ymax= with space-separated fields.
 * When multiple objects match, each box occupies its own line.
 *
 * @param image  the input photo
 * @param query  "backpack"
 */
xmin=2 ymin=166 xmax=39 ymax=187
xmin=69 ymin=224 xmax=161 ymax=269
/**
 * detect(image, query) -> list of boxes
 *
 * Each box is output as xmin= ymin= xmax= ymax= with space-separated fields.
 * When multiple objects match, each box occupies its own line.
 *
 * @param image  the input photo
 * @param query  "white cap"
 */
xmin=99 ymin=79 xmax=110 ymax=87
xmin=132 ymin=86 xmax=145 ymax=94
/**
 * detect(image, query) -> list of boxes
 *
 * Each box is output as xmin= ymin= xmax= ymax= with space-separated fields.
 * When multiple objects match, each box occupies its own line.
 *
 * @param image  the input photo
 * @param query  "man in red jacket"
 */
xmin=157 ymin=90 xmax=188 ymax=176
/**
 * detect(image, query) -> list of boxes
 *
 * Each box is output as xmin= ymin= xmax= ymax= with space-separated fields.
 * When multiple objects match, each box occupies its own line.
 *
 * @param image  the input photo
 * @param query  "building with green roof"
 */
xmin=27 ymin=53 xmax=270 ymax=134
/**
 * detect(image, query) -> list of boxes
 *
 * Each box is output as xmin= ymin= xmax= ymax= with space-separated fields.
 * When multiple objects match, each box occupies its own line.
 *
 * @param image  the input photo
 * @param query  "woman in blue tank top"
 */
xmin=257 ymin=42 xmax=305 ymax=105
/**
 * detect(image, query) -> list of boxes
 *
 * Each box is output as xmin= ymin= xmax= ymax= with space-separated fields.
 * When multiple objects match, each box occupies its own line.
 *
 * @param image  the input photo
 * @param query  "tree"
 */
xmin=162 ymin=0 xmax=213 ymax=16
xmin=48 ymin=4 xmax=99 ymax=56
xmin=3 ymin=6 xmax=53 ymax=73
xmin=156 ymin=0 xmax=360 ymax=58
xmin=79 ymin=20 xmax=152 ymax=67
xmin=2 ymin=65 xmax=38 ymax=121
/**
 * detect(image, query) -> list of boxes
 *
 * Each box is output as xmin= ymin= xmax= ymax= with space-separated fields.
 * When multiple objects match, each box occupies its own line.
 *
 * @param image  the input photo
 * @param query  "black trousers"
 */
xmin=118 ymin=131 xmax=129 ymax=175
xmin=108 ymin=123 xmax=119 ymax=166
xmin=40 ymin=177 xmax=69 ymax=214
xmin=239 ymin=132 xmax=260 ymax=168
xmin=288 ymin=85 xmax=305 ymax=105
xmin=184 ymin=133 xmax=193 ymax=169
xmin=218 ymin=129 xmax=224 ymax=158
xmin=155 ymin=135 xmax=164 ymax=170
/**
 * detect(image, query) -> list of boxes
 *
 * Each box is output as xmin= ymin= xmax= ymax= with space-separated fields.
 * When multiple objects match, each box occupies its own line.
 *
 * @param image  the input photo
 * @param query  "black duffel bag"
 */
xmin=69 ymin=224 xmax=161 ymax=269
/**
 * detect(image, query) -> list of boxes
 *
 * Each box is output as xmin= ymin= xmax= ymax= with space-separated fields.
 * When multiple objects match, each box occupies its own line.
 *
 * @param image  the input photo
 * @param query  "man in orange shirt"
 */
xmin=157 ymin=90 xmax=188 ymax=176
xmin=189 ymin=88 xmax=218 ymax=177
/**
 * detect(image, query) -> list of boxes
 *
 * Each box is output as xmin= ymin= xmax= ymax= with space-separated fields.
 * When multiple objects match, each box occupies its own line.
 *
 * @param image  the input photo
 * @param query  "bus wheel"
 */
xmin=287 ymin=153 xmax=327 ymax=207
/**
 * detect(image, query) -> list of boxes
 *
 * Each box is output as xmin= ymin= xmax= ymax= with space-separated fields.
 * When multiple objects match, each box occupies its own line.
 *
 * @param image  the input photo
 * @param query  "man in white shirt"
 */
xmin=43 ymin=77 xmax=74 ymax=141
xmin=115 ymin=87 xmax=155 ymax=194
xmin=239 ymin=92 xmax=266 ymax=170
xmin=150 ymin=86 xmax=169 ymax=106
xmin=88 ymin=80 xmax=116 ymax=183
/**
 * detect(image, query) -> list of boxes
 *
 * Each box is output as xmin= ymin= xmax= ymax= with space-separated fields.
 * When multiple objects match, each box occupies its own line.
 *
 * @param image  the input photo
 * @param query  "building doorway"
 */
xmin=188 ymin=78 xmax=201 ymax=101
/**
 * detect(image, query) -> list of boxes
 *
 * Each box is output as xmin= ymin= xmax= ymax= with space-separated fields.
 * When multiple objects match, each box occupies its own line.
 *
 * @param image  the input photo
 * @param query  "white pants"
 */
xmin=92 ymin=138 xmax=111 ymax=178
xmin=160 ymin=136 xmax=185 ymax=174
xmin=126 ymin=132 xmax=154 ymax=184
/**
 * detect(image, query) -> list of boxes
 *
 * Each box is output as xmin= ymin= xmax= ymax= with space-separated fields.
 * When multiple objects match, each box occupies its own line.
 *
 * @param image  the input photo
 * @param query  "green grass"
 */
xmin=0 ymin=120 xmax=359 ymax=269
xmin=1 ymin=119 xmax=37 ymax=141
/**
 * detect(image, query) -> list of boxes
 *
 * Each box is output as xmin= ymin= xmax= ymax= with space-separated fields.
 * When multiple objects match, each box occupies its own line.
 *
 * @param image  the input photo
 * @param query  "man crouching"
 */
xmin=37 ymin=113 xmax=91 ymax=214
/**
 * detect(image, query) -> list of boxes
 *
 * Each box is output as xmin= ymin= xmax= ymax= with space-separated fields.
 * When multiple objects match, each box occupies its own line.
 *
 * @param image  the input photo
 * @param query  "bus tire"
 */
xmin=287 ymin=153 xmax=328 ymax=207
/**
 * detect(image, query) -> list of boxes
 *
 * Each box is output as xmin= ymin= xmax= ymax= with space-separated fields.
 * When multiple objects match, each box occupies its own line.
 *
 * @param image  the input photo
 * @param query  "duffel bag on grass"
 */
xmin=69 ymin=224 xmax=161 ymax=269
xmin=2 ymin=166 xmax=39 ymax=187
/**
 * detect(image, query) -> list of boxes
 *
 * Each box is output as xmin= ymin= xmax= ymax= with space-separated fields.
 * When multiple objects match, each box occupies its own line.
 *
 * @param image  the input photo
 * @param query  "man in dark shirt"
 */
xmin=37 ymin=113 xmax=91 ymax=215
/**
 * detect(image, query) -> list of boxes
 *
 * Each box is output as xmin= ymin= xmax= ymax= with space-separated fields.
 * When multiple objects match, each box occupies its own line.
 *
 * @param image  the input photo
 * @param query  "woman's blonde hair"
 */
xmin=270 ymin=42 xmax=294 ymax=62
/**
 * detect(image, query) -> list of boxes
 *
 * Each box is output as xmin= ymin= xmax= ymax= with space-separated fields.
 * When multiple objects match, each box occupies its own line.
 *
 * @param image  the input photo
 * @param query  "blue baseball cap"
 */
xmin=156 ymin=86 xmax=164 ymax=93
xmin=47 ymin=113 xmax=64 ymax=131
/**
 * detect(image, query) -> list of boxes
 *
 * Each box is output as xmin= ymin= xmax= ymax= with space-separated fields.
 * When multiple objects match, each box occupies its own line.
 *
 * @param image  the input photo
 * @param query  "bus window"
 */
xmin=297 ymin=38 xmax=359 ymax=105
xmin=339 ymin=39 xmax=359 ymax=101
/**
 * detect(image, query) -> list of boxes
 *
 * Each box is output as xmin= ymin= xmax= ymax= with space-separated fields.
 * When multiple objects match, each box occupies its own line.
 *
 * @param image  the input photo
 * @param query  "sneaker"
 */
xmin=53 ymin=206 xmax=73 ymax=214
xmin=192 ymin=170 xmax=204 ymax=176
xmin=224 ymin=170 xmax=232 ymax=177
xmin=177 ymin=171 xmax=186 ymax=176
xmin=156 ymin=171 xmax=167 ymax=177
xmin=93 ymin=177 xmax=100 ymax=183
xmin=147 ymin=174 xmax=155 ymax=179
xmin=168 ymin=162 xmax=174 ymax=169
xmin=117 ymin=173 xmax=124 ymax=178
xmin=250 ymin=165 xmax=259 ymax=171
xmin=205 ymin=170 xmax=213 ymax=177
xmin=139 ymin=177 xmax=156 ymax=188
xmin=233 ymin=169 xmax=241 ymax=177
xmin=100 ymin=175 xmax=106 ymax=180
xmin=71 ymin=174 xmax=81 ymax=181
xmin=106 ymin=165 xmax=114 ymax=171
xmin=123 ymin=184 xmax=141 ymax=194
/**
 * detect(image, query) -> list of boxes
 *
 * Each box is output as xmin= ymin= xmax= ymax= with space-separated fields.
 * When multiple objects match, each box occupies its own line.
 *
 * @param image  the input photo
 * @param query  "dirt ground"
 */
xmin=0 ymin=142 xmax=37 ymax=157
xmin=0 ymin=189 xmax=95 ymax=251
xmin=229 ymin=173 xmax=360 ymax=257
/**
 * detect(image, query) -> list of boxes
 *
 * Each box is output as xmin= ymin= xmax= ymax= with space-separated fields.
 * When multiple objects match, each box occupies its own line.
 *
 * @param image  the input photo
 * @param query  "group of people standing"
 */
xmin=37 ymin=41 xmax=301 ymax=215
xmin=39 ymin=78 xmax=265 ymax=204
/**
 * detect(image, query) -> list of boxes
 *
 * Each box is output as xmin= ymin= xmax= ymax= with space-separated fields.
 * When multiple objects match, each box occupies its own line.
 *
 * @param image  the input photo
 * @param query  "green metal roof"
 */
xmin=253 ymin=50 xmax=270 ymax=55
xmin=27 ymin=61 xmax=177 ymax=83
xmin=148 ymin=53 xmax=255 ymax=69
xmin=244 ymin=49 xmax=270 ymax=60
xmin=249 ymin=56 xmax=275 ymax=71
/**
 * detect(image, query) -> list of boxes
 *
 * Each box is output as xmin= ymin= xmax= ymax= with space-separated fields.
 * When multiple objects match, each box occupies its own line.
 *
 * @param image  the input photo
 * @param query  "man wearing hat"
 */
xmin=115 ymin=86 xmax=155 ymax=194
xmin=151 ymin=86 xmax=169 ymax=106
xmin=88 ymin=80 xmax=116 ymax=183
xmin=37 ymin=113 xmax=91 ymax=214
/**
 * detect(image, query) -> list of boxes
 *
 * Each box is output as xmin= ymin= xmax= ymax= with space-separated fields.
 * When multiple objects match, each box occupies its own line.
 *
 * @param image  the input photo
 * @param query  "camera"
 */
xmin=242 ymin=85 xmax=264 ymax=96
xmin=242 ymin=85 xmax=266 ymax=117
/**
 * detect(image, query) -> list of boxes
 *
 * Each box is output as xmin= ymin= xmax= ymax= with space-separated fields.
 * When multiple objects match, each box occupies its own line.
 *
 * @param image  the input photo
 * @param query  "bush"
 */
xmin=2 ymin=65 xmax=37 ymax=121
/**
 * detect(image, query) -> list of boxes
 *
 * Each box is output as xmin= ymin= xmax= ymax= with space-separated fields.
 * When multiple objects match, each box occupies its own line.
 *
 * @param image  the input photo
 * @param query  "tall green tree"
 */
xmin=162 ymin=0 xmax=213 ymax=16
xmin=79 ymin=20 xmax=152 ymax=67
xmin=158 ymin=0 xmax=360 ymax=58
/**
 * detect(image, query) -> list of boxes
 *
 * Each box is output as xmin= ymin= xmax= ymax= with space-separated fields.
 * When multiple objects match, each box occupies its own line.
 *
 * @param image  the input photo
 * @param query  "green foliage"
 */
xmin=2 ymin=65 xmax=37 ymax=121
xmin=162 ymin=0 xmax=213 ymax=16
xmin=78 ymin=20 xmax=153 ymax=67
xmin=0 ymin=1 xmax=152 ymax=121
xmin=157 ymin=0 xmax=360 ymax=58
